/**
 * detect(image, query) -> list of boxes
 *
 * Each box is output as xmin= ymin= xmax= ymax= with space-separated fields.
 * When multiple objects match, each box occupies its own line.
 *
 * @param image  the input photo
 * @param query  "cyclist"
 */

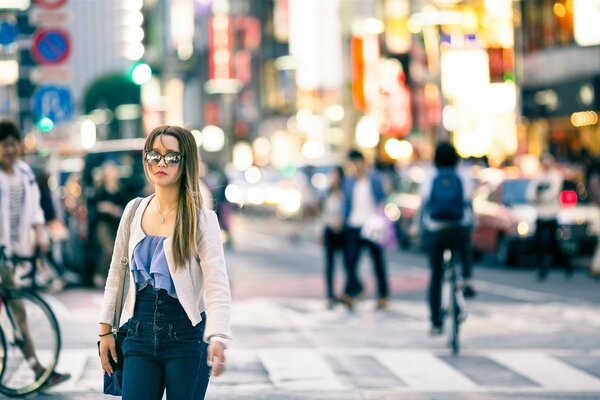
xmin=416 ymin=142 xmax=476 ymax=335
xmin=0 ymin=120 xmax=70 ymax=388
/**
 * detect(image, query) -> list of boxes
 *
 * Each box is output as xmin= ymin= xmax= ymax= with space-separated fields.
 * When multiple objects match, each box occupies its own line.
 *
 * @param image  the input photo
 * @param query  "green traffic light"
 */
xmin=130 ymin=63 xmax=152 ymax=85
xmin=38 ymin=117 xmax=54 ymax=132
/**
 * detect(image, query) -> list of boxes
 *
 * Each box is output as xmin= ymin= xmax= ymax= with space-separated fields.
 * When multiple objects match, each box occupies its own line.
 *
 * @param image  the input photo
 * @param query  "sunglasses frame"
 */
xmin=144 ymin=150 xmax=183 ymax=166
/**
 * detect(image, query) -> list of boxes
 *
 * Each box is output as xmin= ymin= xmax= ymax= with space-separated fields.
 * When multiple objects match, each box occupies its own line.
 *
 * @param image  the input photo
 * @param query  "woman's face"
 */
xmin=145 ymin=134 xmax=182 ymax=188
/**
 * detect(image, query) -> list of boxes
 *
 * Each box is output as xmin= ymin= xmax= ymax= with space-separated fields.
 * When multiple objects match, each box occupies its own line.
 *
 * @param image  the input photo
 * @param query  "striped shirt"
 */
xmin=6 ymin=169 xmax=25 ymax=247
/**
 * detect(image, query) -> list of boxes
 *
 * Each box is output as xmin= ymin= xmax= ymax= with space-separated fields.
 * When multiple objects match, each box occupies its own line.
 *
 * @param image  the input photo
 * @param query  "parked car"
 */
xmin=471 ymin=177 xmax=600 ymax=265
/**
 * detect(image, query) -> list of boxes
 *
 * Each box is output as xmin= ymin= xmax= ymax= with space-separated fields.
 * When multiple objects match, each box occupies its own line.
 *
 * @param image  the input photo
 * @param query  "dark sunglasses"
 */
xmin=144 ymin=151 xmax=183 ymax=166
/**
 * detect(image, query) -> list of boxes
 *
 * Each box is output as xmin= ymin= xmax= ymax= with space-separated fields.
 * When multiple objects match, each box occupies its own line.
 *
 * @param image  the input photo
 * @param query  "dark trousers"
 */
xmin=324 ymin=226 xmax=345 ymax=299
xmin=343 ymin=226 xmax=389 ymax=299
xmin=427 ymin=227 xmax=473 ymax=327
xmin=535 ymin=218 xmax=572 ymax=278
xmin=121 ymin=287 xmax=211 ymax=400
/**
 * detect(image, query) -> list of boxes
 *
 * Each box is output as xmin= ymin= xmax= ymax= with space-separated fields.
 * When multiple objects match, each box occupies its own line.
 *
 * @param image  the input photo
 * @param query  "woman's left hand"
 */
xmin=207 ymin=341 xmax=226 ymax=377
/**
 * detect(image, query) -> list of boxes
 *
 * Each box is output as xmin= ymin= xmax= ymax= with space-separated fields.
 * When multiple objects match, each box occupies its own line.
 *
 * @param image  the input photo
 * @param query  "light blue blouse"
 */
xmin=131 ymin=235 xmax=177 ymax=298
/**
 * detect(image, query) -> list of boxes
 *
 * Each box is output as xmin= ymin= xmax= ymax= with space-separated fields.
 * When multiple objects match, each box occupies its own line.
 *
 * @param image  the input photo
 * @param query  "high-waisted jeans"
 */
xmin=121 ymin=286 xmax=211 ymax=400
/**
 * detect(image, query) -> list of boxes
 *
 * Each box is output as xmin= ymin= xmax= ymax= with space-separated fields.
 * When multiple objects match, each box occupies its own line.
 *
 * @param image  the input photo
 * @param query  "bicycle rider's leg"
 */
xmin=4 ymin=267 xmax=46 ymax=377
xmin=428 ymin=230 xmax=445 ymax=329
xmin=453 ymin=227 xmax=471 ymax=279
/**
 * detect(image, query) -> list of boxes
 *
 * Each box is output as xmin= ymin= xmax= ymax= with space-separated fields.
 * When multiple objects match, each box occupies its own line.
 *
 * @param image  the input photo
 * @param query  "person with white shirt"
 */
xmin=340 ymin=150 xmax=389 ymax=310
xmin=98 ymin=125 xmax=232 ymax=399
xmin=526 ymin=154 xmax=568 ymax=280
xmin=0 ymin=119 xmax=71 ymax=389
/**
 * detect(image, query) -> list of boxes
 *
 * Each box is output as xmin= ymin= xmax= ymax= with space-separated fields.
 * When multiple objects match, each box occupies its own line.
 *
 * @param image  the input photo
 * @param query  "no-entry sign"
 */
xmin=31 ymin=28 xmax=71 ymax=65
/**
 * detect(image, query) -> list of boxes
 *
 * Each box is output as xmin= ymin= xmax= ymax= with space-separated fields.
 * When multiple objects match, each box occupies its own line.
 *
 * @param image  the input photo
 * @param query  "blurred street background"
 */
xmin=1 ymin=0 xmax=600 ymax=399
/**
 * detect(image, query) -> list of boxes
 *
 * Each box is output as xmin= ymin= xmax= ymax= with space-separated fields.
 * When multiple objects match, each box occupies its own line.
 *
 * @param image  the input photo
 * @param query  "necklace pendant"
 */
xmin=160 ymin=216 xmax=165 ymax=224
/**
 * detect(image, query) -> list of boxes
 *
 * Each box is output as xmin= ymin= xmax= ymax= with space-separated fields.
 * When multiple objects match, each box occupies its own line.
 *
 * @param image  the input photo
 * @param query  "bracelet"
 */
xmin=98 ymin=329 xmax=116 ymax=337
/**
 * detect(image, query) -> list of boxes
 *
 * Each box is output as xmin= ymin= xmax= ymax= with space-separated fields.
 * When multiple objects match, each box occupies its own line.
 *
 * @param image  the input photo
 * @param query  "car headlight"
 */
xmin=384 ymin=203 xmax=401 ymax=221
xmin=517 ymin=221 xmax=530 ymax=237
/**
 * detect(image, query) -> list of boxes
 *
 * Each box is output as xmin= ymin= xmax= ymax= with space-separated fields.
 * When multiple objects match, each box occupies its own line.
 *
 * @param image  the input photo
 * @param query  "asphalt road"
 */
xmin=5 ymin=213 xmax=599 ymax=400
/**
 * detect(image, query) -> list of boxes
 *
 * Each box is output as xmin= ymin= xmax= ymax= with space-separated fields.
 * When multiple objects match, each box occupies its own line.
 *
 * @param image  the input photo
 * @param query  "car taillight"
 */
xmin=560 ymin=190 xmax=578 ymax=207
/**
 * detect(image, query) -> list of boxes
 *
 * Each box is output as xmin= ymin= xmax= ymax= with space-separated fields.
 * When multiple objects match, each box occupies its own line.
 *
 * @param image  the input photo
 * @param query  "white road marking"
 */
xmin=376 ymin=350 xmax=478 ymax=391
xmin=488 ymin=350 xmax=600 ymax=391
xmin=259 ymin=348 xmax=346 ymax=390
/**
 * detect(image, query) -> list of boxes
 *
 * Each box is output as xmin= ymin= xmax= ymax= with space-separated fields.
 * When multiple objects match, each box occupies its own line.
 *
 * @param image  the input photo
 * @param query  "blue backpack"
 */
xmin=428 ymin=168 xmax=464 ymax=221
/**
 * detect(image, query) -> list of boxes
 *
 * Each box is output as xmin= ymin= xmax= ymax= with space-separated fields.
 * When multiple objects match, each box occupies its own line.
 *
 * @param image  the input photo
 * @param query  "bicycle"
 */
xmin=440 ymin=248 xmax=468 ymax=355
xmin=0 ymin=246 xmax=61 ymax=397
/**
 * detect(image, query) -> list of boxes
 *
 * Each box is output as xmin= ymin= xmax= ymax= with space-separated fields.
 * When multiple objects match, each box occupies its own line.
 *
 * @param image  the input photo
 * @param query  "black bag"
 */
xmin=97 ymin=198 xmax=141 ymax=396
xmin=97 ymin=326 xmax=127 ymax=395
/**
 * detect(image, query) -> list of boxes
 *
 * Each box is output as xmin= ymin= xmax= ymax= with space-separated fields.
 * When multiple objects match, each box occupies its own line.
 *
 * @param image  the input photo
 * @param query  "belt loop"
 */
xmin=168 ymin=323 xmax=173 ymax=338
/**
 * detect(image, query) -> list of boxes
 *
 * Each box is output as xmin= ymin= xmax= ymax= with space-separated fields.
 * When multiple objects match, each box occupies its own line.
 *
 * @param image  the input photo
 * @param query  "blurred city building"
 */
xmin=0 ymin=0 xmax=598 ymax=174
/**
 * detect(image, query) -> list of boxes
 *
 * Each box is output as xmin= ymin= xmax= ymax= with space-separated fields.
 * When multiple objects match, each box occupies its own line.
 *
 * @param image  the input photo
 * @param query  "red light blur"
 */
xmin=560 ymin=190 xmax=578 ymax=207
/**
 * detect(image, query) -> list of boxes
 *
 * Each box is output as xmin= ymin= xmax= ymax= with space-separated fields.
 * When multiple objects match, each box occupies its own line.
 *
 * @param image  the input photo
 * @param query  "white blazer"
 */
xmin=98 ymin=195 xmax=232 ymax=343
xmin=0 ymin=160 xmax=45 ymax=256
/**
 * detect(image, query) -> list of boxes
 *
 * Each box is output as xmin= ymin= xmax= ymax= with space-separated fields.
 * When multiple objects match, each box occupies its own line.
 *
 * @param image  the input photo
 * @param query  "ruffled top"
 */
xmin=131 ymin=235 xmax=177 ymax=298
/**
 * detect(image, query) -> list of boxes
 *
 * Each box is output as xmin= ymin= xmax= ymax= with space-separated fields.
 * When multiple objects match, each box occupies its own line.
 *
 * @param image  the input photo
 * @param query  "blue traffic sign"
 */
xmin=0 ymin=20 xmax=17 ymax=46
xmin=31 ymin=28 xmax=71 ymax=65
xmin=33 ymin=86 xmax=73 ymax=124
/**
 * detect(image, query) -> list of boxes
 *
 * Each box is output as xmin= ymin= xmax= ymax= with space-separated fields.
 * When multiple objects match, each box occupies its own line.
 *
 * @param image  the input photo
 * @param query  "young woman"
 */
xmin=98 ymin=126 xmax=232 ymax=399
xmin=321 ymin=166 xmax=345 ymax=309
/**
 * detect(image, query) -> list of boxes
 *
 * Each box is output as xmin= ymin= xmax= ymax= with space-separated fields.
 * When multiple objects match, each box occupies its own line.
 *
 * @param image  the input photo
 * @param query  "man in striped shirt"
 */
xmin=0 ymin=119 xmax=70 ymax=388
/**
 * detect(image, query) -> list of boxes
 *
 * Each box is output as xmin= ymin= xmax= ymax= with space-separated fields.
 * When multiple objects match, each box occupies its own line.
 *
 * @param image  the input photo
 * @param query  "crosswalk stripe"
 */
xmin=40 ymin=348 xmax=600 ymax=394
xmin=375 ymin=350 xmax=478 ymax=391
xmin=487 ymin=351 xmax=600 ymax=391
xmin=258 ymin=349 xmax=347 ymax=390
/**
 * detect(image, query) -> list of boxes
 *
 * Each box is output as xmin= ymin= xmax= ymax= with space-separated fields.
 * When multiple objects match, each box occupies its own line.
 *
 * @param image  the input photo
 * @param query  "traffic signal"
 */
xmin=129 ymin=62 xmax=152 ymax=85
xmin=37 ymin=116 xmax=54 ymax=132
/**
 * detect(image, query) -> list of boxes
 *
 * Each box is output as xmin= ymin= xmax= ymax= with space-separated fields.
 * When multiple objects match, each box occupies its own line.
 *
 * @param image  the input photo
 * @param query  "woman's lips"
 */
xmin=154 ymin=171 xmax=167 ymax=176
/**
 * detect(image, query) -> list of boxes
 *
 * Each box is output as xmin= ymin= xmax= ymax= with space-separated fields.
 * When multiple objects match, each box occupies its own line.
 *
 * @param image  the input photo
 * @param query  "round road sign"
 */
xmin=0 ymin=20 xmax=18 ymax=46
xmin=34 ymin=0 xmax=67 ymax=9
xmin=31 ymin=28 xmax=71 ymax=65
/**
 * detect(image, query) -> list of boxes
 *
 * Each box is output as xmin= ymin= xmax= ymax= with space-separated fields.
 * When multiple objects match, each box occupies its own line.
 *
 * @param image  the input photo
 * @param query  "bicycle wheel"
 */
xmin=449 ymin=286 xmax=460 ymax=355
xmin=0 ymin=327 xmax=6 ymax=383
xmin=0 ymin=289 xmax=61 ymax=397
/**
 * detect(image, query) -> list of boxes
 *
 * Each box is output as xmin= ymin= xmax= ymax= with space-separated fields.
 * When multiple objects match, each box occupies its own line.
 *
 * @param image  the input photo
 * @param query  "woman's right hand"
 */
xmin=99 ymin=334 xmax=118 ymax=376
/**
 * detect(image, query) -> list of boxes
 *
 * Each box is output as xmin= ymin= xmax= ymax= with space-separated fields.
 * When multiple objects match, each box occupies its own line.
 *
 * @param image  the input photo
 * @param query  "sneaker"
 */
xmin=40 ymin=371 xmax=71 ymax=390
xmin=463 ymin=280 xmax=477 ymax=298
xmin=429 ymin=326 xmax=443 ymax=336
xmin=375 ymin=297 xmax=389 ymax=310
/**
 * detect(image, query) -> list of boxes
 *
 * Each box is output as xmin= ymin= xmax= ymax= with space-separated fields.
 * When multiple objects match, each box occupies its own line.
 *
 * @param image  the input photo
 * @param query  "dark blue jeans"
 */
xmin=121 ymin=286 xmax=211 ymax=400
xmin=343 ymin=226 xmax=389 ymax=299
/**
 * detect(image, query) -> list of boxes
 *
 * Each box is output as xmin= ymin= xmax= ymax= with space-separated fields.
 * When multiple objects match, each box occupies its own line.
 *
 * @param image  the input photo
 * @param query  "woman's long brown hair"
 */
xmin=143 ymin=125 xmax=203 ymax=268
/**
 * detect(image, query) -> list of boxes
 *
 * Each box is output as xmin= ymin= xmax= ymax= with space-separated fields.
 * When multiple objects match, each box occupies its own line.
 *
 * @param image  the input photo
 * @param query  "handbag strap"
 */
xmin=113 ymin=197 xmax=143 ymax=329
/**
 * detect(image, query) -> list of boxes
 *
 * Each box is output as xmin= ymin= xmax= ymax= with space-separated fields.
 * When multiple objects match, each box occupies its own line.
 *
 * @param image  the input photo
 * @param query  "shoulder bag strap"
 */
xmin=113 ymin=197 xmax=143 ymax=329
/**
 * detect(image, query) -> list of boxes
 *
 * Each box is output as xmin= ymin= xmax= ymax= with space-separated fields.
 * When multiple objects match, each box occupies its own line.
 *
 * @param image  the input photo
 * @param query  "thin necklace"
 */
xmin=155 ymin=198 xmax=176 ymax=224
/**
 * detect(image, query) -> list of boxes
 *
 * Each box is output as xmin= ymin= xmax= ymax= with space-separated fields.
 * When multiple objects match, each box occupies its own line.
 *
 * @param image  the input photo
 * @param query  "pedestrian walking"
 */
xmin=0 ymin=119 xmax=71 ymax=388
xmin=340 ymin=150 xmax=390 ymax=310
xmin=321 ymin=166 xmax=345 ymax=309
xmin=90 ymin=161 xmax=128 ymax=288
xmin=526 ymin=153 xmax=568 ymax=280
xmin=417 ymin=142 xmax=476 ymax=335
xmin=98 ymin=125 xmax=232 ymax=399
xmin=586 ymin=158 xmax=600 ymax=278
